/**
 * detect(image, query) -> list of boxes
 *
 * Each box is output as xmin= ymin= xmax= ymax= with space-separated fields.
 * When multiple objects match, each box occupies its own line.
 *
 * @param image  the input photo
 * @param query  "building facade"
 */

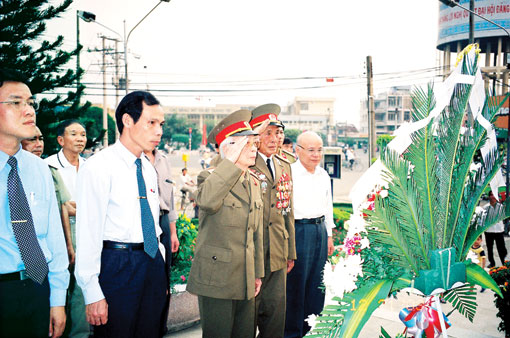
xmin=360 ymin=86 xmax=412 ymax=136
xmin=163 ymin=97 xmax=336 ymax=135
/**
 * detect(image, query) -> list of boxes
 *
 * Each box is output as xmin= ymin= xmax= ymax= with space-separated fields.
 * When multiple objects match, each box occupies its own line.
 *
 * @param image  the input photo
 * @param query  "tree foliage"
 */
xmin=162 ymin=114 xmax=203 ymax=150
xmin=0 ymin=0 xmax=91 ymax=155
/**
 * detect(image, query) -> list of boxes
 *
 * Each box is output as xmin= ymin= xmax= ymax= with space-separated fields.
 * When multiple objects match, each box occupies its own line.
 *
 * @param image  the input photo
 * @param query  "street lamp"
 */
xmin=124 ymin=0 xmax=171 ymax=94
xmin=76 ymin=10 xmax=96 ymax=87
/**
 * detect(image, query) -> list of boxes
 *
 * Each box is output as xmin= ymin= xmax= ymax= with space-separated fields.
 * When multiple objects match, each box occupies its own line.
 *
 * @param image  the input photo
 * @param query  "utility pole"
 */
xmin=469 ymin=0 xmax=475 ymax=44
xmin=102 ymin=36 xmax=108 ymax=147
xmin=367 ymin=55 xmax=376 ymax=167
xmin=114 ymin=39 xmax=120 ymax=140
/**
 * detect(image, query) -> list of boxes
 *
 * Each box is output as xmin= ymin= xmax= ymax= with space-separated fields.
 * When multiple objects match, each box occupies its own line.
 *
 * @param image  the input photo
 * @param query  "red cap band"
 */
xmin=215 ymin=121 xmax=252 ymax=145
xmin=250 ymin=113 xmax=279 ymax=127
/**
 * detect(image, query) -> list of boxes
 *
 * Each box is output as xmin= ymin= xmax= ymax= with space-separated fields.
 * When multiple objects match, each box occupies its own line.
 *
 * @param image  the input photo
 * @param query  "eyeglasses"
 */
xmin=297 ymin=144 xmax=323 ymax=154
xmin=0 ymin=100 xmax=39 ymax=112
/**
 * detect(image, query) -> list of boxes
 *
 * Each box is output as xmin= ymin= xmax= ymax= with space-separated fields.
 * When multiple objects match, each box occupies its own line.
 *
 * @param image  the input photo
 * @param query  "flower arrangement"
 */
xmin=322 ymin=209 xmax=370 ymax=300
xmin=170 ymin=213 xmax=198 ymax=290
xmin=489 ymin=260 xmax=510 ymax=335
xmin=306 ymin=45 xmax=509 ymax=338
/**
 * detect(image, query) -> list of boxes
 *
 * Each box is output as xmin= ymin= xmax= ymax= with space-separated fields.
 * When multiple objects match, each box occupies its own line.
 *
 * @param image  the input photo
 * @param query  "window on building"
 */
xmin=388 ymin=96 xmax=396 ymax=107
xmin=388 ymin=113 xmax=395 ymax=121
xmin=404 ymin=111 xmax=410 ymax=121
xmin=300 ymin=103 xmax=309 ymax=110
xmin=388 ymin=125 xmax=395 ymax=131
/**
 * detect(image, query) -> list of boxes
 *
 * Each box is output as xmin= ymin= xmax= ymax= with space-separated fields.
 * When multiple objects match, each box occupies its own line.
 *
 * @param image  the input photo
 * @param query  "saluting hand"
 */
xmin=86 ymin=298 xmax=108 ymax=326
xmin=223 ymin=136 xmax=248 ymax=165
xmin=253 ymin=119 xmax=270 ymax=135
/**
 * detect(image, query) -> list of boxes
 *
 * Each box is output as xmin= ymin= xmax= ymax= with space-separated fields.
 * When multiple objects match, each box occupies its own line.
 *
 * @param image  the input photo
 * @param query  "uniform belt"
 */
xmin=103 ymin=240 xmax=144 ymax=250
xmin=0 ymin=270 xmax=29 ymax=282
xmin=160 ymin=210 xmax=169 ymax=217
xmin=295 ymin=216 xmax=325 ymax=225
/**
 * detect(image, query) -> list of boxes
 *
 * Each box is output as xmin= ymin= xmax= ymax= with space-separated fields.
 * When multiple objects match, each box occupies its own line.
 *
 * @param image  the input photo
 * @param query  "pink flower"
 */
xmin=180 ymin=275 xmax=186 ymax=282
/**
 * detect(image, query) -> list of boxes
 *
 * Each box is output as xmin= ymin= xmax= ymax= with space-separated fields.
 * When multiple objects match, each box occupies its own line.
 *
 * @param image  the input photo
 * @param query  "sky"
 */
xmin=42 ymin=0 xmax=442 ymax=128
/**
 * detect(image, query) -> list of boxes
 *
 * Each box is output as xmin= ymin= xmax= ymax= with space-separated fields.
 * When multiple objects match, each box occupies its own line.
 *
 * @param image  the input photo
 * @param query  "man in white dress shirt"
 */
xmin=45 ymin=119 xmax=88 ymax=338
xmin=284 ymin=131 xmax=334 ymax=338
xmin=45 ymin=119 xmax=86 ymax=202
xmin=75 ymin=91 xmax=166 ymax=338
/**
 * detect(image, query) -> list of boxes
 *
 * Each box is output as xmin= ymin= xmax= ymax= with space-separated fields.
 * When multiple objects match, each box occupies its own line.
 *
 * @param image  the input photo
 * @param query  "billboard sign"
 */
xmin=438 ymin=0 xmax=510 ymax=48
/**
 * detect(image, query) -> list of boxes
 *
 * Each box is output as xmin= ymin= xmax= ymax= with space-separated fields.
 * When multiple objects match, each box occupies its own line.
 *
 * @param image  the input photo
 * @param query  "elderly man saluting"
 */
xmin=284 ymin=131 xmax=334 ymax=338
xmin=187 ymin=109 xmax=265 ymax=338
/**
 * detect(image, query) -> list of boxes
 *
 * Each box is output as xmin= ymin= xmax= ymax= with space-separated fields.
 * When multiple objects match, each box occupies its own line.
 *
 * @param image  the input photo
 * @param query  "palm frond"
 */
xmin=379 ymin=149 xmax=430 ymax=269
xmin=405 ymin=84 xmax=438 ymax=248
xmin=462 ymin=200 xmax=510 ymax=259
xmin=366 ymin=197 xmax=422 ymax=273
xmin=435 ymin=84 xmax=472 ymax=247
xmin=443 ymin=284 xmax=477 ymax=322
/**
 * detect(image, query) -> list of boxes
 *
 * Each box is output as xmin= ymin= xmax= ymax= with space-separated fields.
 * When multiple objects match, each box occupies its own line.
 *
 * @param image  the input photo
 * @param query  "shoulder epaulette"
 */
xmin=274 ymin=153 xmax=290 ymax=164
xmin=282 ymin=149 xmax=296 ymax=160
xmin=48 ymin=164 xmax=58 ymax=170
xmin=248 ymin=169 xmax=260 ymax=180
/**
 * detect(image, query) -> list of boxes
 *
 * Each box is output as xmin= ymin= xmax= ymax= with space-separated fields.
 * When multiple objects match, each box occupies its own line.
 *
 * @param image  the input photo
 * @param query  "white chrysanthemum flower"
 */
xmin=360 ymin=237 xmax=370 ymax=249
xmin=379 ymin=189 xmax=388 ymax=198
xmin=305 ymin=314 xmax=318 ymax=331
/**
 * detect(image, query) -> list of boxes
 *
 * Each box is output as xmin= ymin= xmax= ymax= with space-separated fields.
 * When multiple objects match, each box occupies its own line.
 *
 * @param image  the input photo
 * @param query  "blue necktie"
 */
xmin=7 ymin=156 xmax=49 ymax=284
xmin=135 ymin=158 xmax=158 ymax=258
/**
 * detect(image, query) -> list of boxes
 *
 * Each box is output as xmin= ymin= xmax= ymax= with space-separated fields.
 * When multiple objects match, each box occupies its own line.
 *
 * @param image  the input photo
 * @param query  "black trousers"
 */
xmin=94 ymin=247 xmax=167 ymax=338
xmin=159 ymin=213 xmax=172 ymax=337
xmin=485 ymin=232 xmax=507 ymax=266
xmin=285 ymin=221 xmax=328 ymax=338
xmin=0 ymin=276 xmax=50 ymax=338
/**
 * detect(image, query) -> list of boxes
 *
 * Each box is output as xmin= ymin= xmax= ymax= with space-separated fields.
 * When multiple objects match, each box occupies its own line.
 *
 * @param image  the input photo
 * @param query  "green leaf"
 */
xmin=443 ymin=284 xmax=477 ymax=322
xmin=379 ymin=326 xmax=391 ymax=338
xmin=464 ymin=261 xmax=503 ymax=297
xmin=336 ymin=279 xmax=393 ymax=338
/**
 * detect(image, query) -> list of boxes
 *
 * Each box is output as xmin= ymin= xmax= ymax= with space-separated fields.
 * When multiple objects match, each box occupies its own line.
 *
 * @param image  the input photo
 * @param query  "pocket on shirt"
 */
xmin=193 ymin=245 xmax=232 ymax=287
xmin=221 ymin=196 xmax=242 ymax=227
xmin=30 ymin=198 xmax=50 ymax=236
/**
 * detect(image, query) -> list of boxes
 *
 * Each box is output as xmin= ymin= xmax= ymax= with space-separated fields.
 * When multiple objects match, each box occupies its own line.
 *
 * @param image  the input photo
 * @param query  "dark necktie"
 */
xmin=135 ymin=158 xmax=158 ymax=258
xmin=266 ymin=158 xmax=274 ymax=180
xmin=7 ymin=156 xmax=49 ymax=284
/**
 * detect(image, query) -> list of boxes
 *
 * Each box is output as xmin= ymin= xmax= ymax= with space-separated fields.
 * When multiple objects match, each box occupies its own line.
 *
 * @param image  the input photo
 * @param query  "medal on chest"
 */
xmin=275 ymin=171 xmax=292 ymax=215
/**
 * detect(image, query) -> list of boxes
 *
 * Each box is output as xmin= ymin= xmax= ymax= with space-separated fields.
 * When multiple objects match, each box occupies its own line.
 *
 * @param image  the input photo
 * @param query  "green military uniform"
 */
xmin=49 ymin=165 xmax=71 ymax=208
xmin=251 ymin=152 xmax=296 ymax=338
xmin=279 ymin=148 xmax=297 ymax=164
xmin=249 ymin=103 xmax=297 ymax=338
xmin=187 ymin=110 xmax=264 ymax=338
xmin=209 ymin=153 xmax=222 ymax=168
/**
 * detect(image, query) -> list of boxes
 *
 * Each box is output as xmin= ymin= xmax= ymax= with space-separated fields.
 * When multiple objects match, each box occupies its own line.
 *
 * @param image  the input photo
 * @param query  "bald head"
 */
xmin=296 ymin=131 xmax=322 ymax=147
xmin=296 ymin=131 xmax=323 ymax=173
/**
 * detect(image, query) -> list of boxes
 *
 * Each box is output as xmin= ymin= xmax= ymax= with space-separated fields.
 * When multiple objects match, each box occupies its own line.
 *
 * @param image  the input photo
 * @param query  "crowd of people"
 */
xmin=0 ymin=71 xmax=334 ymax=338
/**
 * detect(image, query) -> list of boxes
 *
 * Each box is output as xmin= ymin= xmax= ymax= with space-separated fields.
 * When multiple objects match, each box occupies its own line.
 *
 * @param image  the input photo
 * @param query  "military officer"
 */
xmin=275 ymin=121 xmax=296 ymax=164
xmin=187 ymin=110 xmax=265 ymax=338
xmin=250 ymin=104 xmax=296 ymax=338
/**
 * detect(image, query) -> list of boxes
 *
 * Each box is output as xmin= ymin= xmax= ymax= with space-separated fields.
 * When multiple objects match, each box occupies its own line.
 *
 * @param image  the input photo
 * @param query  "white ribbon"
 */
xmin=350 ymin=45 xmax=504 ymax=210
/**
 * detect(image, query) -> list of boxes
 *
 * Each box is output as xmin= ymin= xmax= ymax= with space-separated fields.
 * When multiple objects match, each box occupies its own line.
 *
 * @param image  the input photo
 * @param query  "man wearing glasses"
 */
xmin=0 ymin=70 xmax=69 ymax=337
xmin=284 ymin=131 xmax=334 ymax=338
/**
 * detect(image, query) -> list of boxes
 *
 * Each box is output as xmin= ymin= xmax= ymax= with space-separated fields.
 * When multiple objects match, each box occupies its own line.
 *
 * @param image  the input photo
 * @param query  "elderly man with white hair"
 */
xmin=284 ymin=131 xmax=334 ymax=338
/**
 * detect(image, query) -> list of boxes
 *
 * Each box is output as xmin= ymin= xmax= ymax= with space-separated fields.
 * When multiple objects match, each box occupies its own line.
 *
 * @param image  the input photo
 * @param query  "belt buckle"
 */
xmin=19 ymin=270 xmax=29 ymax=280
